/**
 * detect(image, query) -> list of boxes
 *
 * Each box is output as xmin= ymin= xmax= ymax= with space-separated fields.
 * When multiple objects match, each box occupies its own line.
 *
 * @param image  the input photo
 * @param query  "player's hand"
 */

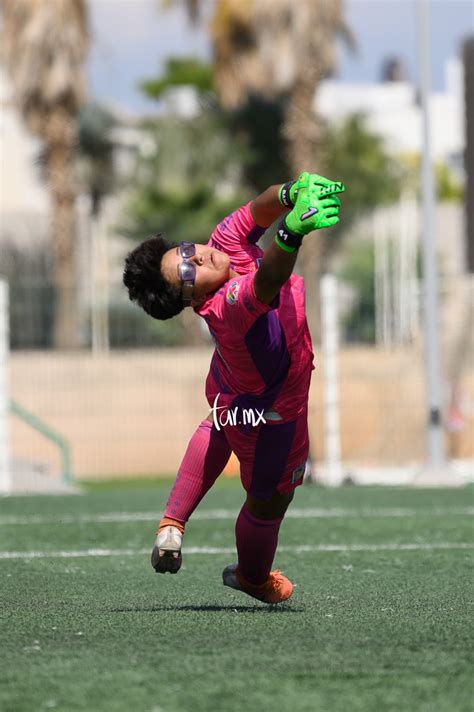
xmin=306 ymin=172 xmax=345 ymax=198
xmin=292 ymin=171 xmax=345 ymax=201
xmin=284 ymin=171 xmax=345 ymax=234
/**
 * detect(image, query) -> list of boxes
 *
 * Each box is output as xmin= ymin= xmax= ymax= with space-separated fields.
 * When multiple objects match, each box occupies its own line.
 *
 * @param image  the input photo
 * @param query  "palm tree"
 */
xmin=207 ymin=1 xmax=353 ymax=160
xmin=183 ymin=0 xmax=354 ymax=338
xmin=2 ymin=0 xmax=89 ymax=349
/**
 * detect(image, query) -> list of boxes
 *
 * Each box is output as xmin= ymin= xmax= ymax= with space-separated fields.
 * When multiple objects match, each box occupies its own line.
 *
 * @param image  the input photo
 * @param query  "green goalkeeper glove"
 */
xmin=275 ymin=171 xmax=345 ymax=252
xmin=278 ymin=171 xmax=345 ymax=209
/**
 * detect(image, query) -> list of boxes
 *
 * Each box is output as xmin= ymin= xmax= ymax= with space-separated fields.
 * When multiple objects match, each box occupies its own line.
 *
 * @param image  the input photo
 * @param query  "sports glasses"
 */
xmin=177 ymin=242 xmax=196 ymax=306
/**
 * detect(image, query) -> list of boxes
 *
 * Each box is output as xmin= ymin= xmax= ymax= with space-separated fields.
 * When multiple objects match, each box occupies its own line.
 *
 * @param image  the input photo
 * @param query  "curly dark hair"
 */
xmin=123 ymin=234 xmax=184 ymax=320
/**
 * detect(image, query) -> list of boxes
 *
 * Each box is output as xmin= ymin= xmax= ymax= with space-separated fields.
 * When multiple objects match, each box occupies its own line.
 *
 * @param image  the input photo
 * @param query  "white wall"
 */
xmin=316 ymin=59 xmax=464 ymax=162
xmin=0 ymin=69 xmax=50 ymax=217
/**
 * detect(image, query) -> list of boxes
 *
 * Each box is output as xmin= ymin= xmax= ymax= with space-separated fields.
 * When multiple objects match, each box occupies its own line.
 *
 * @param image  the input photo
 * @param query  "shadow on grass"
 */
xmin=111 ymin=604 xmax=302 ymax=613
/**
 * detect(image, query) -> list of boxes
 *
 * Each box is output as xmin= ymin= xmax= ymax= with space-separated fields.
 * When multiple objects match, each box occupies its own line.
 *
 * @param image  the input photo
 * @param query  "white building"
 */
xmin=316 ymin=59 xmax=464 ymax=173
xmin=0 ymin=68 xmax=145 ymax=248
xmin=0 ymin=68 xmax=50 ymax=246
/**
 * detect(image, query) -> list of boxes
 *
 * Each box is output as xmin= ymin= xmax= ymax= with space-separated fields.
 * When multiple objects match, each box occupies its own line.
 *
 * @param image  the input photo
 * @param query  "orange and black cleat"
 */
xmin=222 ymin=563 xmax=294 ymax=604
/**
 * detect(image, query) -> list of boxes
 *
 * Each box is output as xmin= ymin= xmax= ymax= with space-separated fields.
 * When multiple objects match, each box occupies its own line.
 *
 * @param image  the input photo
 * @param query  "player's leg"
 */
xmin=223 ymin=409 xmax=308 ymax=602
xmin=163 ymin=415 xmax=231 ymax=522
xmin=232 ymin=488 xmax=293 ymax=583
xmin=152 ymin=416 xmax=232 ymax=573
xmin=245 ymin=489 xmax=294 ymax=519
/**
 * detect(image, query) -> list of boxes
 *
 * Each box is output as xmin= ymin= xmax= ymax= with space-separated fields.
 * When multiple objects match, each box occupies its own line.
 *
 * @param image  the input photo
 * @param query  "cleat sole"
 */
xmin=151 ymin=547 xmax=182 ymax=574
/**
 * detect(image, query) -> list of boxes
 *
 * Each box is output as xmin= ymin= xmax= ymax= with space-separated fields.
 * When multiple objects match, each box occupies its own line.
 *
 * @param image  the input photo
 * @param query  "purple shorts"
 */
xmin=221 ymin=405 xmax=309 ymax=500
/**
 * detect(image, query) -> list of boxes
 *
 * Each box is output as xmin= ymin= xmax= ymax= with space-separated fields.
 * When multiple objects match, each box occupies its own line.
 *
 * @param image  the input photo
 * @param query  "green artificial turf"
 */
xmin=0 ymin=482 xmax=473 ymax=712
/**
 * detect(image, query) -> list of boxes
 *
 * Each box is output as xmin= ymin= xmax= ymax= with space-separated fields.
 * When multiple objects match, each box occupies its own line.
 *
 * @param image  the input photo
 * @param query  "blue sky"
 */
xmin=87 ymin=0 xmax=474 ymax=116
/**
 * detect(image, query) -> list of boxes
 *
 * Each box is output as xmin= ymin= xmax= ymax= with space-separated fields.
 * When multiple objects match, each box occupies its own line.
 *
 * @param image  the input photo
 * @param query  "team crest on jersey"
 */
xmin=226 ymin=280 xmax=240 ymax=305
xmin=291 ymin=463 xmax=306 ymax=484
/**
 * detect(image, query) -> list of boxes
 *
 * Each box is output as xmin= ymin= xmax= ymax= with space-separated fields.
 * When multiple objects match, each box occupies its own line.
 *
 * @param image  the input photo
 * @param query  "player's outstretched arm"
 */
xmin=249 ymin=184 xmax=293 ymax=228
xmin=254 ymin=172 xmax=345 ymax=305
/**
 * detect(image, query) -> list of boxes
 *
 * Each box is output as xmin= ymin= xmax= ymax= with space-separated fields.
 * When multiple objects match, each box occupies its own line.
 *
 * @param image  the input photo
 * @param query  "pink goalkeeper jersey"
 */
xmin=195 ymin=202 xmax=315 ymax=425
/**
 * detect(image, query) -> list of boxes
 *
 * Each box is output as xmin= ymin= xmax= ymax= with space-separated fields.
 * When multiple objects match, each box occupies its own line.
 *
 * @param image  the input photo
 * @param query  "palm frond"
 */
xmin=2 ymin=0 xmax=89 ymax=135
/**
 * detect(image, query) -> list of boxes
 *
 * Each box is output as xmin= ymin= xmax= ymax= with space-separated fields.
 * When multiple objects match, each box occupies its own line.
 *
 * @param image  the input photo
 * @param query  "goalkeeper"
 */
xmin=123 ymin=172 xmax=345 ymax=604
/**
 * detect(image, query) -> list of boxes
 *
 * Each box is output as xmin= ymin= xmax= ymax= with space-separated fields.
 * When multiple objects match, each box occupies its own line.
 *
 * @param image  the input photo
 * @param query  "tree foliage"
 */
xmin=2 ymin=0 xmax=89 ymax=349
xmin=124 ymin=62 xmax=406 ymax=256
xmin=124 ymin=59 xmax=289 ymax=244
xmin=123 ymin=105 xmax=249 ymax=244
xmin=228 ymin=94 xmax=289 ymax=192
xmin=77 ymin=103 xmax=117 ymax=216
xmin=323 ymin=114 xmax=403 ymax=221
xmin=339 ymin=242 xmax=377 ymax=343
xmin=397 ymin=152 xmax=464 ymax=203
xmin=141 ymin=57 xmax=213 ymax=99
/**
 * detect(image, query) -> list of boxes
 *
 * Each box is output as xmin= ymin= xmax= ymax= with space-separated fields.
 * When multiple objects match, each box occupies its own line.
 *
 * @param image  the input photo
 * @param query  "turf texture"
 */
xmin=0 ymin=481 xmax=473 ymax=712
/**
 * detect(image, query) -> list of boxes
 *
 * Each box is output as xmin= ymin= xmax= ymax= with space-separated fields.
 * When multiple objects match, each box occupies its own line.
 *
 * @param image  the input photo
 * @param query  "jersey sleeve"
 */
xmin=202 ymin=272 xmax=275 ymax=336
xmin=209 ymin=202 xmax=266 ymax=252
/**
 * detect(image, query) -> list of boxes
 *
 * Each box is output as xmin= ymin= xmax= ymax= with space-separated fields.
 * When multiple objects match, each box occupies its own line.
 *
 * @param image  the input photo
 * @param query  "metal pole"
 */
xmin=10 ymin=399 xmax=72 ymax=484
xmin=0 ymin=280 xmax=11 ymax=493
xmin=321 ymin=274 xmax=342 ymax=485
xmin=417 ymin=0 xmax=445 ymax=466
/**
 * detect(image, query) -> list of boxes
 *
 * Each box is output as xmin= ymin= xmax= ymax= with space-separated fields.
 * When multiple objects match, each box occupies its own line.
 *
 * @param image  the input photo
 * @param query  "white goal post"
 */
xmin=0 ymin=279 xmax=10 ymax=494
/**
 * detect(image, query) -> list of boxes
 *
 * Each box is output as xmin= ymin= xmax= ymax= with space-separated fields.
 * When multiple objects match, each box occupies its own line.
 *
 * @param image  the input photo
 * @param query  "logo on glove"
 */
xmin=300 ymin=207 xmax=319 ymax=221
xmin=319 ymin=182 xmax=344 ymax=196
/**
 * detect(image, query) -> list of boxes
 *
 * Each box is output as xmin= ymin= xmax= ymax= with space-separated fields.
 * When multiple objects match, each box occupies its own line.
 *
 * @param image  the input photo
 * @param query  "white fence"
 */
xmin=0 ymin=280 xmax=10 ymax=492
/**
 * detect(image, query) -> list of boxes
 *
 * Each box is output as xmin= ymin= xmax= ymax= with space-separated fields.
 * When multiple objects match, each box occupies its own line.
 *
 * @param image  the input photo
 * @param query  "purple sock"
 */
xmin=165 ymin=420 xmax=232 ymax=522
xmin=235 ymin=504 xmax=283 ymax=585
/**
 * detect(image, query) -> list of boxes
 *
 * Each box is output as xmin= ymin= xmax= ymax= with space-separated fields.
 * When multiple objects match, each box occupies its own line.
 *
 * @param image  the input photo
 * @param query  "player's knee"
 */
xmin=246 ymin=490 xmax=294 ymax=519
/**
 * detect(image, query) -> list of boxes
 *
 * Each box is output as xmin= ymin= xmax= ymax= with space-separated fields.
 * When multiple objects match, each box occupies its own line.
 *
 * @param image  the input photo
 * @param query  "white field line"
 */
xmin=0 ymin=507 xmax=473 ymax=526
xmin=0 ymin=542 xmax=473 ymax=561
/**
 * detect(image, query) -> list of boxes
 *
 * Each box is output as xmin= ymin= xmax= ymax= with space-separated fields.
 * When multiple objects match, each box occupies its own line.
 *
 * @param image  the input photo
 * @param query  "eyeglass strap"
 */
xmin=181 ymin=281 xmax=194 ymax=306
